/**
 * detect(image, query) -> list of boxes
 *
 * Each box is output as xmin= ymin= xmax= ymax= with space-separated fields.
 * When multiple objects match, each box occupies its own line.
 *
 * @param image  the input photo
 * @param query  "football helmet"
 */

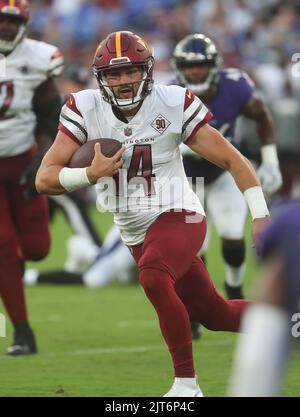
xmin=92 ymin=31 xmax=154 ymax=110
xmin=0 ymin=0 xmax=29 ymax=54
xmin=172 ymin=34 xmax=221 ymax=95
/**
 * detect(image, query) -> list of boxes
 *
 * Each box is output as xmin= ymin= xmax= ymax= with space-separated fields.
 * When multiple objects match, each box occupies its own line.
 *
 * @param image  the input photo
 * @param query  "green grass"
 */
xmin=0 ymin=208 xmax=299 ymax=397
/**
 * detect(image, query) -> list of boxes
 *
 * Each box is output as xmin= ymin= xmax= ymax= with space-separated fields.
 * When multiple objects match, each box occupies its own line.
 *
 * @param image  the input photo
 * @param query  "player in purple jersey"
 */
xmin=172 ymin=34 xmax=282 ymax=339
xmin=229 ymin=199 xmax=300 ymax=396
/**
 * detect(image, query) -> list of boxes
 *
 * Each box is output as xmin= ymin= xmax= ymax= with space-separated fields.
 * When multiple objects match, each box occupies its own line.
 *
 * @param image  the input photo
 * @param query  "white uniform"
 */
xmin=0 ymin=38 xmax=63 ymax=157
xmin=59 ymin=85 xmax=212 ymax=246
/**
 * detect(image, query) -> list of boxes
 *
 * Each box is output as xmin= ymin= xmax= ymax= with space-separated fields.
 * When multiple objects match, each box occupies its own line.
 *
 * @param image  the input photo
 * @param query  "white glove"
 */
xmin=257 ymin=144 xmax=283 ymax=195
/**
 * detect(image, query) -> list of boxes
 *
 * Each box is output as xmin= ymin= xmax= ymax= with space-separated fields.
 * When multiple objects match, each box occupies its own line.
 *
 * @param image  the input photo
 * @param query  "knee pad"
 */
xmin=222 ymin=240 xmax=245 ymax=267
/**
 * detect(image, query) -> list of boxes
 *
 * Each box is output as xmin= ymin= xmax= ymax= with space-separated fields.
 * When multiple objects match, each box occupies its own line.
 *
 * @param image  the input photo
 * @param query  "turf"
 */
xmin=0 ymin=208 xmax=299 ymax=397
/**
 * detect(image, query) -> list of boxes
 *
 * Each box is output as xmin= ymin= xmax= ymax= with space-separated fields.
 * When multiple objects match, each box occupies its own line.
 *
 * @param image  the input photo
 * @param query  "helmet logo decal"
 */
xmin=115 ymin=32 xmax=122 ymax=58
xmin=137 ymin=39 xmax=151 ymax=53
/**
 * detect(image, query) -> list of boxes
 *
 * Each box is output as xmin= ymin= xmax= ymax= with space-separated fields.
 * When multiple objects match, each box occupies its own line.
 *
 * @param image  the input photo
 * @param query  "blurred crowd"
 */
xmin=27 ymin=0 xmax=300 ymax=157
xmin=27 ymin=0 xmax=300 ymax=96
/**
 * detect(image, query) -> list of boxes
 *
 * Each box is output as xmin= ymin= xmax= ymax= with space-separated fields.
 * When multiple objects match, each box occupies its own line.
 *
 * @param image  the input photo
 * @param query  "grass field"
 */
xmin=0 ymin=207 xmax=299 ymax=397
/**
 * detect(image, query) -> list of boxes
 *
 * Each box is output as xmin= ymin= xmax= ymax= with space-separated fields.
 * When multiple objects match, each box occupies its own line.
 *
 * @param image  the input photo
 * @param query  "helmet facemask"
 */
xmin=93 ymin=59 xmax=154 ymax=111
xmin=172 ymin=60 xmax=220 ymax=95
xmin=0 ymin=14 xmax=27 ymax=54
xmin=172 ymin=34 xmax=221 ymax=96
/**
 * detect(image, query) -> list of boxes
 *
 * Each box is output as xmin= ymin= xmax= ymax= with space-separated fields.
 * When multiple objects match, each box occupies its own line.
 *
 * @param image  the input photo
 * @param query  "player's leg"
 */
xmin=206 ymin=171 xmax=248 ymax=299
xmin=175 ymin=256 xmax=250 ymax=331
xmin=11 ymin=193 xmax=50 ymax=262
xmin=4 ymin=150 xmax=50 ymax=354
xmin=0 ymin=181 xmax=36 ymax=355
xmin=131 ymin=210 xmax=207 ymax=396
xmin=190 ymin=185 xmax=212 ymax=340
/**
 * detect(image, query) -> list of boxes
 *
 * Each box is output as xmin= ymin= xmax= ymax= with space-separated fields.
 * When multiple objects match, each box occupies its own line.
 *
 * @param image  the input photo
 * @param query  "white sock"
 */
xmin=225 ymin=263 xmax=245 ymax=287
xmin=175 ymin=377 xmax=198 ymax=386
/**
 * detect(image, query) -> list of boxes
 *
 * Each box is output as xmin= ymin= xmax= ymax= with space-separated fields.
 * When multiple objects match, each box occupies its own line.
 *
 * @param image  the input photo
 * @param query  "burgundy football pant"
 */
xmin=0 ymin=148 xmax=50 ymax=323
xmin=131 ymin=210 xmax=250 ymax=377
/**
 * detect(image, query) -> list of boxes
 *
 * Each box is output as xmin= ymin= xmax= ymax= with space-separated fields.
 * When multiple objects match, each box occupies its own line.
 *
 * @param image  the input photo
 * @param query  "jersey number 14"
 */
xmin=115 ymin=144 xmax=156 ymax=196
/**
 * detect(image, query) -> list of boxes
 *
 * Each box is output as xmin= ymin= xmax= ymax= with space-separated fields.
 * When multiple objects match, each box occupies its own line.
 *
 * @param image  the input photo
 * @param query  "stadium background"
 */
xmin=1 ymin=0 xmax=300 ymax=397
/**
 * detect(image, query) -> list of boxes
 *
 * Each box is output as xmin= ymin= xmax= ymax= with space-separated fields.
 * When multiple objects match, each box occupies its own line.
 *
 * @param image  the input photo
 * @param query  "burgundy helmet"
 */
xmin=0 ymin=0 xmax=29 ymax=54
xmin=92 ymin=31 xmax=154 ymax=109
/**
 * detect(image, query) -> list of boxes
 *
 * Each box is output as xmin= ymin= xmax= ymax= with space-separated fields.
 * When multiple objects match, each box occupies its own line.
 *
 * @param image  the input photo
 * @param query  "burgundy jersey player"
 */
xmin=36 ymin=31 xmax=270 ymax=396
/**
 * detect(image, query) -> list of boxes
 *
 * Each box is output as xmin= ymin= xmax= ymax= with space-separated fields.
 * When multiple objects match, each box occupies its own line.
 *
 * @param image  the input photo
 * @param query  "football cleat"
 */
xmin=7 ymin=328 xmax=37 ymax=356
xmin=163 ymin=377 xmax=204 ymax=397
xmin=224 ymin=282 xmax=244 ymax=300
xmin=190 ymin=321 xmax=202 ymax=341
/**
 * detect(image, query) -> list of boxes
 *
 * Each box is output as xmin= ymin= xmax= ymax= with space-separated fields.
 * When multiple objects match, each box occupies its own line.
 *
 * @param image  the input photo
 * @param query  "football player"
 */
xmin=36 ymin=31 xmax=270 ymax=397
xmin=172 ymin=34 xmax=283 ymax=339
xmin=172 ymin=34 xmax=282 ymax=302
xmin=229 ymin=198 xmax=300 ymax=396
xmin=48 ymin=63 xmax=102 ymax=247
xmin=0 ymin=0 xmax=63 ymax=355
xmin=24 ymin=225 xmax=136 ymax=287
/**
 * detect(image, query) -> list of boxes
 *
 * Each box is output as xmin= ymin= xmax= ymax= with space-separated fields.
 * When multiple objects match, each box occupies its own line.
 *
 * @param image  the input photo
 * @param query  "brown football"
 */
xmin=68 ymin=138 xmax=122 ymax=168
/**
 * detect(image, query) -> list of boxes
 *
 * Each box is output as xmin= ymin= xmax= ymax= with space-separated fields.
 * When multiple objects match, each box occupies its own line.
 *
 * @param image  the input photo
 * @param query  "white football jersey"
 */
xmin=0 ymin=38 xmax=64 ymax=157
xmin=59 ymin=84 xmax=212 ymax=246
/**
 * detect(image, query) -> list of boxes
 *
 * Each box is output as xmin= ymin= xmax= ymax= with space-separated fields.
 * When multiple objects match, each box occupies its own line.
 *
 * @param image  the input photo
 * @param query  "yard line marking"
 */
xmin=0 ymin=340 xmax=231 ymax=360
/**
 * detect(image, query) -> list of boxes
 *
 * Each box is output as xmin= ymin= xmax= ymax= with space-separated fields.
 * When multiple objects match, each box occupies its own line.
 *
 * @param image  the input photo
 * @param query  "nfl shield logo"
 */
xmin=124 ymin=127 xmax=132 ymax=136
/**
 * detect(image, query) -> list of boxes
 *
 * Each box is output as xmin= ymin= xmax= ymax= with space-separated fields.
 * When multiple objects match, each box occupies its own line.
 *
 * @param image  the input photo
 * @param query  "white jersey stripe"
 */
xmin=62 ymin=105 xmax=85 ymax=127
xmin=183 ymin=98 xmax=203 ymax=120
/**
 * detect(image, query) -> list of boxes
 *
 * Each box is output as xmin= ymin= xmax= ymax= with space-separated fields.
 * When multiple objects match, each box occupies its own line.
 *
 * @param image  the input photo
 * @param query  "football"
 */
xmin=68 ymin=138 xmax=122 ymax=168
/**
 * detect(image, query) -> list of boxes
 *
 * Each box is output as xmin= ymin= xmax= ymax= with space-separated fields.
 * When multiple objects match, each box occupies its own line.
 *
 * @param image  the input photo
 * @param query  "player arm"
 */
xmin=188 ymin=124 xmax=270 ymax=253
xmin=32 ymin=77 xmax=62 ymax=154
xmin=242 ymin=96 xmax=282 ymax=194
xmin=188 ymin=123 xmax=261 ymax=192
xmin=242 ymin=96 xmax=275 ymax=146
xmin=36 ymin=131 xmax=124 ymax=196
xmin=20 ymin=77 xmax=62 ymax=199
xmin=36 ymin=130 xmax=81 ymax=195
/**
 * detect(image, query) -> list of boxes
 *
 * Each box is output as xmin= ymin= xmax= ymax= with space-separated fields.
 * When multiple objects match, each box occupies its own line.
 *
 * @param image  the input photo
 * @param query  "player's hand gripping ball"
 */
xmin=68 ymin=138 xmax=122 ymax=168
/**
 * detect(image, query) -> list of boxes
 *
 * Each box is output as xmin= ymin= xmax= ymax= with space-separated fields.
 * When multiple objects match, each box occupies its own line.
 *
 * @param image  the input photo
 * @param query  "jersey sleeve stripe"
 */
xmin=66 ymin=96 xmax=83 ymax=117
xmin=60 ymin=113 xmax=87 ymax=139
xmin=58 ymin=123 xmax=82 ymax=146
xmin=184 ymin=89 xmax=195 ymax=111
xmin=48 ymin=62 xmax=64 ymax=74
xmin=183 ymin=99 xmax=203 ymax=122
xmin=182 ymin=103 xmax=203 ymax=134
xmin=63 ymin=105 xmax=85 ymax=126
xmin=184 ymin=111 xmax=213 ymax=145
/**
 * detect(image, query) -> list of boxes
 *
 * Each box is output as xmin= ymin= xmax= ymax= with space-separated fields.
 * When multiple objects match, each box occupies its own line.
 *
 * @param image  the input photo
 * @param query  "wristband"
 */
xmin=261 ymin=144 xmax=279 ymax=166
xmin=59 ymin=167 xmax=92 ymax=192
xmin=243 ymin=186 xmax=270 ymax=220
